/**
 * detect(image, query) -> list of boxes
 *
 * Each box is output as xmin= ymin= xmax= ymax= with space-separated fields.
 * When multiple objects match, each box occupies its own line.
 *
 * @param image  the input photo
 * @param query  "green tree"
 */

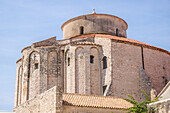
xmin=123 ymin=90 xmax=159 ymax=113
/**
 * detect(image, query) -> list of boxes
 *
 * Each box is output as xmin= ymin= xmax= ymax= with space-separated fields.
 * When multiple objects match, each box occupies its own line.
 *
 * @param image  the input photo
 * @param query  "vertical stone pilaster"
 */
xmin=139 ymin=67 xmax=152 ymax=101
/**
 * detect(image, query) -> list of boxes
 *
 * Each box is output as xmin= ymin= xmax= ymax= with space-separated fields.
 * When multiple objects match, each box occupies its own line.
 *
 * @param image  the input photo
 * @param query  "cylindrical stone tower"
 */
xmin=61 ymin=13 xmax=128 ymax=39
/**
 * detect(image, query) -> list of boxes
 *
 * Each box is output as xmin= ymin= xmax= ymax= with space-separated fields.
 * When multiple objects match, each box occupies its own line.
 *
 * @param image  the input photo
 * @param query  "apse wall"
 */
xmin=143 ymin=48 xmax=170 ymax=93
xmin=110 ymin=42 xmax=142 ymax=102
xmin=14 ymin=42 xmax=65 ymax=107
xmin=104 ymin=37 xmax=170 ymax=102
xmin=64 ymin=43 xmax=102 ymax=95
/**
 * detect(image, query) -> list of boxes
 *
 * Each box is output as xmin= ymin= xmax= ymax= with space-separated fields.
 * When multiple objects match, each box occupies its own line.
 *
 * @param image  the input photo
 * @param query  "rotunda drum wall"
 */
xmin=62 ymin=14 xmax=127 ymax=39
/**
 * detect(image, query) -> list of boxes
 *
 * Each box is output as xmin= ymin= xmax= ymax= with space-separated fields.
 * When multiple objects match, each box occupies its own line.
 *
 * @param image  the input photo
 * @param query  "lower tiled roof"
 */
xmin=63 ymin=93 xmax=133 ymax=109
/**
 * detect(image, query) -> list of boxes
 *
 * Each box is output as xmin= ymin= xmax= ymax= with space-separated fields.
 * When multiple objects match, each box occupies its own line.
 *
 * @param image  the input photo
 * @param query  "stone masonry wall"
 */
xmin=109 ymin=42 xmax=142 ymax=102
xmin=19 ymin=47 xmax=32 ymax=104
xmin=62 ymin=14 xmax=127 ymax=39
xmin=65 ymin=44 xmax=102 ymax=95
xmin=14 ymin=60 xmax=22 ymax=107
xmin=63 ymin=105 xmax=126 ymax=113
xmin=65 ymin=45 xmax=76 ymax=93
xmin=15 ymin=43 xmax=65 ymax=106
xmin=47 ymin=51 xmax=58 ymax=89
xmin=143 ymin=48 xmax=170 ymax=94
xmin=28 ymin=51 xmax=40 ymax=100
xmin=94 ymin=37 xmax=112 ymax=95
xmin=14 ymin=35 xmax=170 ymax=111
xmin=148 ymin=99 xmax=170 ymax=113
xmin=13 ymin=86 xmax=62 ymax=113
xmin=90 ymin=47 xmax=101 ymax=95
xmin=139 ymin=67 xmax=152 ymax=101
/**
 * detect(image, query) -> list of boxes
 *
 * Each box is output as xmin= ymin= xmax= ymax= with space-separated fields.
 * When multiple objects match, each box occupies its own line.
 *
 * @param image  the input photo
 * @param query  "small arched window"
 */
xmin=90 ymin=55 xmax=94 ymax=63
xmin=34 ymin=63 xmax=38 ymax=69
xmin=68 ymin=57 xmax=70 ymax=66
xmin=116 ymin=28 xmax=119 ymax=36
xmin=103 ymin=56 xmax=107 ymax=69
xmin=80 ymin=26 xmax=84 ymax=35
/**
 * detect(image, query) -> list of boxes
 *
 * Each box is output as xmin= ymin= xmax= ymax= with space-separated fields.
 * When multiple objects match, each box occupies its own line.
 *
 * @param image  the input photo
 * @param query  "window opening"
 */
xmin=90 ymin=55 xmax=94 ymax=63
xmin=103 ymin=56 xmax=107 ymax=69
xmin=116 ymin=28 xmax=119 ymax=36
xmin=162 ymin=76 xmax=168 ymax=86
xmin=35 ymin=63 xmax=38 ymax=69
xmin=103 ymin=85 xmax=107 ymax=94
xmin=80 ymin=26 xmax=84 ymax=35
xmin=68 ymin=57 xmax=70 ymax=66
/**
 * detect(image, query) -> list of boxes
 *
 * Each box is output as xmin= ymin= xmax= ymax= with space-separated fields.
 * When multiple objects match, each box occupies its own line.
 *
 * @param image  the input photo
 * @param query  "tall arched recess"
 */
xmin=65 ymin=49 xmax=70 ymax=93
xmin=17 ymin=66 xmax=22 ymax=105
xmin=75 ymin=47 xmax=85 ymax=94
xmin=47 ymin=51 xmax=58 ymax=90
xmin=90 ymin=47 xmax=101 ymax=95
xmin=27 ymin=51 xmax=40 ymax=100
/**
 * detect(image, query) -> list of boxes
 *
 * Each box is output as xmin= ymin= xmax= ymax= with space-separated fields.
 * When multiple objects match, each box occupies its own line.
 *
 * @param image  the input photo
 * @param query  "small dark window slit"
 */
xmin=116 ymin=28 xmax=119 ymax=36
xmin=80 ymin=26 xmax=84 ymax=35
xmin=68 ymin=57 xmax=70 ymax=66
xmin=90 ymin=55 xmax=94 ymax=63
xmin=35 ymin=63 xmax=38 ymax=69
xmin=103 ymin=85 xmax=107 ymax=94
xmin=103 ymin=56 xmax=107 ymax=69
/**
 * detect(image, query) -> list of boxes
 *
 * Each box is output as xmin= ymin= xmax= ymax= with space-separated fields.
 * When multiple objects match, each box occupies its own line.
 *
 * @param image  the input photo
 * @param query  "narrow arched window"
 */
xmin=34 ymin=63 xmax=38 ymax=69
xmin=116 ymin=28 xmax=119 ymax=36
xmin=90 ymin=55 xmax=94 ymax=63
xmin=103 ymin=56 xmax=107 ymax=69
xmin=80 ymin=26 xmax=84 ymax=35
xmin=68 ymin=57 xmax=70 ymax=66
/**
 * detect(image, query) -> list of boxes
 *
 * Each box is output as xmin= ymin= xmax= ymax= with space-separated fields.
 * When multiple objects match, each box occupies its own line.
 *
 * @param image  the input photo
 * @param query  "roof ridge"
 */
xmin=33 ymin=36 xmax=56 ymax=45
xmin=63 ymin=93 xmax=133 ymax=109
xmin=63 ymin=93 xmax=121 ymax=99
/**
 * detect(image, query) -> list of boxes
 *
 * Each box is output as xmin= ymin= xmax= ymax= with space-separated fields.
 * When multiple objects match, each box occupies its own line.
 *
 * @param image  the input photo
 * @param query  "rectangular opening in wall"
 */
xmin=68 ymin=57 xmax=70 ymax=66
xmin=103 ymin=85 xmax=107 ymax=94
xmin=90 ymin=55 xmax=94 ymax=63
xmin=35 ymin=63 xmax=38 ymax=69
xmin=80 ymin=26 xmax=84 ymax=35
xmin=141 ymin=46 xmax=145 ymax=69
xmin=103 ymin=56 xmax=107 ymax=69
xmin=116 ymin=28 xmax=119 ymax=36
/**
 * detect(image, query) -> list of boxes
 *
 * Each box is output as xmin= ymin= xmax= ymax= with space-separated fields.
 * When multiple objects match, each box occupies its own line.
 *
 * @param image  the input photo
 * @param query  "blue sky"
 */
xmin=0 ymin=0 xmax=170 ymax=111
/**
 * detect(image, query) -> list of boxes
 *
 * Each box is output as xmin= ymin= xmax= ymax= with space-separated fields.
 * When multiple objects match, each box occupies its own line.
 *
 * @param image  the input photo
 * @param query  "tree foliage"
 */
xmin=123 ymin=90 xmax=160 ymax=113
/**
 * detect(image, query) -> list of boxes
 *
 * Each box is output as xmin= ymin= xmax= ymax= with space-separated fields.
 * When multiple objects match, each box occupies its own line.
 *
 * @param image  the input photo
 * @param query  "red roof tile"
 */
xmin=63 ymin=93 xmax=133 ymax=109
xmin=72 ymin=34 xmax=169 ymax=55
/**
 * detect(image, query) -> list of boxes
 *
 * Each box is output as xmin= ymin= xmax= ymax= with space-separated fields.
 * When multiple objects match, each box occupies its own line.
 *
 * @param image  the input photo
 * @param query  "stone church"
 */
xmin=13 ymin=11 xmax=170 ymax=113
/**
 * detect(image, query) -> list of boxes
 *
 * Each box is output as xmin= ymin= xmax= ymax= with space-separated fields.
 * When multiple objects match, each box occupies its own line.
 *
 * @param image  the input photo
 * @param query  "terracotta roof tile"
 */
xmin=70 ymin=34 xmax=95 ymax=39
xmin=70 ymin=41 xmax=101 ymax=46
xmin=72 ymin=34 xmax=169 ymax=55
xmin=32 ymin=36 xmax=56 ymax=45
xmin=95 ymin=34 xmax=170 ymax=54
xmin=63 ymin=93 xmax=133 ymax=109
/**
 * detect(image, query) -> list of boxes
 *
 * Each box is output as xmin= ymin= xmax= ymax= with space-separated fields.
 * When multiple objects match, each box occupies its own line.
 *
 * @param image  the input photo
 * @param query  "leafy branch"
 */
xmin=122 ymin=90 xmax=160 ymax=113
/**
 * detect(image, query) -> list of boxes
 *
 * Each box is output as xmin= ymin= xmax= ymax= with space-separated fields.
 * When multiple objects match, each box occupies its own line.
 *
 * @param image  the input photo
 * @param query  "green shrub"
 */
xmin=122 ymin=90 xmax=160 ymax=113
